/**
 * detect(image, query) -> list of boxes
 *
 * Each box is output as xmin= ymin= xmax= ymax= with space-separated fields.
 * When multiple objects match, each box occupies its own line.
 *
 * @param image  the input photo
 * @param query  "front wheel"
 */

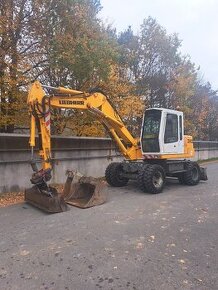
xmin=137 ymin=164 xmax=165 ymax=194
xmin=183 ymin=162 xmax=200 ymax=185
xmin=105 ymin=162 xmax=129 ymax=187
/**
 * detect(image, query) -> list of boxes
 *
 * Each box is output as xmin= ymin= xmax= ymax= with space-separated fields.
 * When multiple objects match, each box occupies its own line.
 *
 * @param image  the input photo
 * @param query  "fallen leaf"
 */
xmin=20 ymin=250 xmax=30 ymax=256
xmin=201 ymin=208 xmax=207 ymax=213
xmin=136 ymin=242 xmax=143 ymax=249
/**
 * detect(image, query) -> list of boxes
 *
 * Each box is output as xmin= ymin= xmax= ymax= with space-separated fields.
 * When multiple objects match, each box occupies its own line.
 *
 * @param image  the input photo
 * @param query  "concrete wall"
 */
xmin=0 ymin=134 xmax=122 ymax=193
xmin=0 ymin=134 xmax=218 ymax=193
xmin=192 ymin=141 xmax=218 ymax=161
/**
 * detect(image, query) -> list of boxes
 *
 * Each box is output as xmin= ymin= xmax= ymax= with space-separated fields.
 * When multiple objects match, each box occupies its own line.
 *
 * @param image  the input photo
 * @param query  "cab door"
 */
xmin=162 ymin=112 xmax=184 ymax=154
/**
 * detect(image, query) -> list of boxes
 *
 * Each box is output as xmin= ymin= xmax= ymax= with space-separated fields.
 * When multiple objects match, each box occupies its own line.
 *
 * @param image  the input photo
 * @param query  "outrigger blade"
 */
xmin=25 ymin=186 xmax=68 ymax=213
xmin=62 ymin=171 xmax=107 ymax=208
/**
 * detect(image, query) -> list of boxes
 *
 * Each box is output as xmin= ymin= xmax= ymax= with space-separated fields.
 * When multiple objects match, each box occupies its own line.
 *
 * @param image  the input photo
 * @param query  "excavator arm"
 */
xmin=28 ymin=81 xmax=142 ymax=173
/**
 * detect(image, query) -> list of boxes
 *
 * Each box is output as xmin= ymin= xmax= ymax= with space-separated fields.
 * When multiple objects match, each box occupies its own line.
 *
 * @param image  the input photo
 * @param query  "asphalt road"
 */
xmin=0 ymin=162 xmax=218 ymax=290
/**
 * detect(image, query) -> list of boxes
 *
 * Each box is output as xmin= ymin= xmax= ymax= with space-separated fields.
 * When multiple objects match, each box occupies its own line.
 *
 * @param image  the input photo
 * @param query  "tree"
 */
xmin=37 ymin=0 xmax=119 ymax=135
xmin=0 ymin=0 xmax=48 ymax=132
xmin=0 ymin=0 xmax=117 ymax=134
xmin=190 ymin=82 xmax=218 ymax=140
xmin=134 ymin=17 xmax=182 ymax=107
xmin=1 ymin=3 xmax=217 ymax=140
xmin=38 ymin=0 xmax=115 ymax=89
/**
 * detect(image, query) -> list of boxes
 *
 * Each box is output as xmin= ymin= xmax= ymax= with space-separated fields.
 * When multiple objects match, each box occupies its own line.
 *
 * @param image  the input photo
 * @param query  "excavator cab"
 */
xmin=140 ymin=108 xmax=190 ymax=157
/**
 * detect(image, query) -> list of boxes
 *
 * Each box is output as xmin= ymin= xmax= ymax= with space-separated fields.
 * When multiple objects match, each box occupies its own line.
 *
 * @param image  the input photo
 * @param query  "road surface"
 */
xmin=0 ymin=162 xmax=217 ymax=290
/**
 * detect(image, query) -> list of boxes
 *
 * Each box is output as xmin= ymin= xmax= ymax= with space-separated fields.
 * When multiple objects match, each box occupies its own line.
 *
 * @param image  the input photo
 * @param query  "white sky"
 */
xmin=99 ymin=0 xmax=218 ymax=90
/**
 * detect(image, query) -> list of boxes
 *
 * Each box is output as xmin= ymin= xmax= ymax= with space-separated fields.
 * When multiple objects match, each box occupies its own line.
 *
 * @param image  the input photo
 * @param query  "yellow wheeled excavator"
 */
xmin=25 ymin=81 xmax=207 ymax=212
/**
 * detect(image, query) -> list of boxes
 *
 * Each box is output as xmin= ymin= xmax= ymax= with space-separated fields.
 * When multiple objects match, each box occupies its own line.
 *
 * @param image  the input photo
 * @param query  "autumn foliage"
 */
xmin=0 ymin=1 xmax=218 ymax=140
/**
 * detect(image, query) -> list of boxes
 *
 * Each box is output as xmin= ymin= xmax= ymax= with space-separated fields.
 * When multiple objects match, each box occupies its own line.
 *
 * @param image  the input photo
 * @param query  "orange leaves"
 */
xmin=64 ymin=111 xmax=105 ymax=137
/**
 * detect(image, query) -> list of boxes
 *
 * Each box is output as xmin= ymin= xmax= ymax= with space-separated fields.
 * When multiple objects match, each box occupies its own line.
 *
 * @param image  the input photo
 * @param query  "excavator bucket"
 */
xmin=25 ymin=169 xmax=106 ymax=212
xmin=25 ymin=186 xmax=68 ymax=213
xmin=62 ymin=171 xmax=107 ymax=208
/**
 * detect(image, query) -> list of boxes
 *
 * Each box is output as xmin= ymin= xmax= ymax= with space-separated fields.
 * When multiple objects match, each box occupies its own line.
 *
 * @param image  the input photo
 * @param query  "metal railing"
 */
xmin=193 ymin=141 xmax=218 ymax=151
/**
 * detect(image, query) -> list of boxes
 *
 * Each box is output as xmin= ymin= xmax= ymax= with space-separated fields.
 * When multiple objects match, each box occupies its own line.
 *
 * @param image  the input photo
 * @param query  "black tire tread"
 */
xmin=137 ymin=164 xmax=150 ymax=192
xmin=144 ymin=164 xmax=165 ymax=194
xmin=105 ymin=162 xmax=129 ymax=187
xmin=183 ymin=161 xmax=200 ymax=186
xmin=178 ymin=173 xmax=186 ymax=184
xmin=138 ymin=164 xmax=165 ymax=194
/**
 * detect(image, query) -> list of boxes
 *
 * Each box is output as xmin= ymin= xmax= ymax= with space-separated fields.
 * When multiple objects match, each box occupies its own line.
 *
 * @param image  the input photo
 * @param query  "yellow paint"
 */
xmin=29 ymin=115 xmax=35 ymax=147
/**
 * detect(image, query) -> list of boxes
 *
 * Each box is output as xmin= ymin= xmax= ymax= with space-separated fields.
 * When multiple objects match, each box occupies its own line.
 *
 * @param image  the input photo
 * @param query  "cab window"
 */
xmin=141 ymin=109 xmax=161 ymax=152
xmin=164 ymin=114 xmax=178 ymax=143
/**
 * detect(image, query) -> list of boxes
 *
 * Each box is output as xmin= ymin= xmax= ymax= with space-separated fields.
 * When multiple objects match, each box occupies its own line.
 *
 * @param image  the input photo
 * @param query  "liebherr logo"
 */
xmin=59 ymin=100 xmax=84 ymax=105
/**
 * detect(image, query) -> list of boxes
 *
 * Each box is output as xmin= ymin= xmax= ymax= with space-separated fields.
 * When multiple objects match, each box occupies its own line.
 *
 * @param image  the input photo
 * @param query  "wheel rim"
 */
xmin=152 ymin=171 xmax=163 ymax=188
xmin=191 ymin=167 xmax=199 ymax=181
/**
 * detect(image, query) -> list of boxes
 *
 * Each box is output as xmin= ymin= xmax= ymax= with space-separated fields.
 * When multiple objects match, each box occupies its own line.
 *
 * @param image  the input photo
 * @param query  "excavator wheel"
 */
xmin=183 ymin=161 xmax=201 ymax=186
xmin=177 ymin=173 xmax=186 ymax=184
xmin=105 ymin=162 xmax=129 ymax=187
xmin=137 ymin=164 xmax=166 ymax=194
xmin=137 ymin=164 xmax=150 ymax=192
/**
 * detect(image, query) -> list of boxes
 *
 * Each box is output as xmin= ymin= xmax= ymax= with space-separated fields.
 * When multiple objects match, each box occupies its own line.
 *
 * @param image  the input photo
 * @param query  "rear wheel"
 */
xmin=105 ymin=162 xmax=129 ymax=187
xmin=183 ymin=162 xmax=200 ymax=185
xmin=137 ymin=164 xmax=165 ymax=194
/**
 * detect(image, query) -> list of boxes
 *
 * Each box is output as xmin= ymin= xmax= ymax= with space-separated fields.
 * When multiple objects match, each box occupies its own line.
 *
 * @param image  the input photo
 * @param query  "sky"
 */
xmin=99 ymin=0 xmax=218 ymax=90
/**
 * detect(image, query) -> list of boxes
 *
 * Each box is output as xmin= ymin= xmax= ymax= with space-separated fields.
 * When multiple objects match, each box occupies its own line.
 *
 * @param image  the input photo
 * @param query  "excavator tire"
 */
xmin=177 ymin=173 xmax=186 ymax=184
xmin=137 ymin=164 xmax=150 ymax=192
xmin=183 ymin=161 xmax=201 ymax=186
xmin=105 ymin=162 xmax=129 ymax=187
xmin=138 ymin=164 xmax=165 ymax=194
